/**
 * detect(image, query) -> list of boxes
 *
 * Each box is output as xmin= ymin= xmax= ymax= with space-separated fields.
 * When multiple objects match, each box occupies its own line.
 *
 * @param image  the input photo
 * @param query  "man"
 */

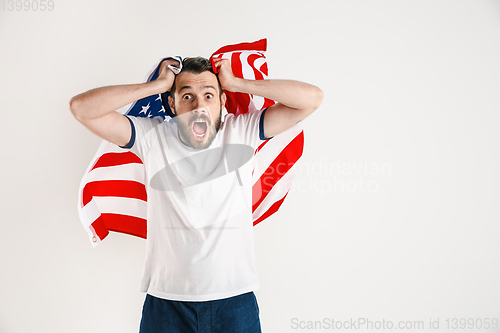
xmin=70 ymin=56 xmax=323 ymax=332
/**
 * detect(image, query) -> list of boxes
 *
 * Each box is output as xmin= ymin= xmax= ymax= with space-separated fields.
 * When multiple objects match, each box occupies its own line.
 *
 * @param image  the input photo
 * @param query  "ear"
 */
xmin=221 ymin=92 xmax=227 ymax=108
xmin=168 ymin=95 xmax=176 ymax=115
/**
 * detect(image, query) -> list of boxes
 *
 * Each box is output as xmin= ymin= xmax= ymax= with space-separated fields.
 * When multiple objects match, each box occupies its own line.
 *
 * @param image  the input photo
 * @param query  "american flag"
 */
xmin=77 ymin=39 xmax=304 ymax=247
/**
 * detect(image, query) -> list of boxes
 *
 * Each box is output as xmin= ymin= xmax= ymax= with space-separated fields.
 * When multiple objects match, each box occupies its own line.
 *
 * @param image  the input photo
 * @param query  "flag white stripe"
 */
xmin=92 ymin=197 xmax=147 ymax=219
xmin=239 ymin=53 xmax=256 ymax=81
xmin=86 ymin=163 xmax=146 ymax=183
xmin=78 ymin=198 xmax=102 ymax=247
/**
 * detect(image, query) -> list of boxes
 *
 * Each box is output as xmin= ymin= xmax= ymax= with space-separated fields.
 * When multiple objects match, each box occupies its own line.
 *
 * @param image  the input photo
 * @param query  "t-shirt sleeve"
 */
xmin=226 ymin=107 xmax=274 ymax=150
xmin=120 ymin=115 xmax=163 ymax=159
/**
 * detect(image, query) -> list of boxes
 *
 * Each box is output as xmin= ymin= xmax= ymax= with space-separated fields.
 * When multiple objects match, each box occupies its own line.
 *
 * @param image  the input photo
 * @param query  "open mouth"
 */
xmin=192 ymin=119 xmax=208 ymax=140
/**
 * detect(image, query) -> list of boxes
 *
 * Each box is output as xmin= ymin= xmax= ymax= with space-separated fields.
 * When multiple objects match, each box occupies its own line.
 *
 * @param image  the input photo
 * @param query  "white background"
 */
xmin=1 ymin=1 xmax=500 ymax=332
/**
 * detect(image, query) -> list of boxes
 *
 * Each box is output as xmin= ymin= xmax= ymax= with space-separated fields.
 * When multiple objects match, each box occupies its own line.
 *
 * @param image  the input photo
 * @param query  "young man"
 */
xmin=70 ymin=56 xmax=323 ymax=332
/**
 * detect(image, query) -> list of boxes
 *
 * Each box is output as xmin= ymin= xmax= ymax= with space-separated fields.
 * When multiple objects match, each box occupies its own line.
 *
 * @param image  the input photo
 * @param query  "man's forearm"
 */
xmin=231 ymin=78 xmax=323 ymax=111
xmin=70 ymin=80 xmax=164 ymax=120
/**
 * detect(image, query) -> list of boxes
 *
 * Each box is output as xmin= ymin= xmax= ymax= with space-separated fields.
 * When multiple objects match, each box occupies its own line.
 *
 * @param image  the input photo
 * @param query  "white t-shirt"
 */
xmin=124 ymin=108 xmax=271 ymax=301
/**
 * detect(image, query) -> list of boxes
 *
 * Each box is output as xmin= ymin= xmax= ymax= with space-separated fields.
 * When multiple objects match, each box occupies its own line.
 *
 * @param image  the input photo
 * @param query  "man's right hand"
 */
xmin=155 ymin=58 xmax=180 ymax=93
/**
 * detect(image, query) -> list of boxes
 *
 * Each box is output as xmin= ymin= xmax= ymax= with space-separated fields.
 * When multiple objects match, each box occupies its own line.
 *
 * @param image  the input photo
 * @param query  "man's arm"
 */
xmin=69 ymin=59 xmax=178 ymax=147
xmin=213 ymin=58 xmax=323 ymax=138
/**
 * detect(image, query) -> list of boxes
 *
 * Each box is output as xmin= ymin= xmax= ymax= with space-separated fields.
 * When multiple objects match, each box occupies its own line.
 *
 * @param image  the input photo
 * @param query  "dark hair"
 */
xmin=170 ymin=57 xmax=223 ymax=99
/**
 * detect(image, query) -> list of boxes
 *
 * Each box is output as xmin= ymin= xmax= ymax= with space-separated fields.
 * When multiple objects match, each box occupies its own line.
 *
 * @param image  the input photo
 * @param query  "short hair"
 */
xmin=170 ymin=57 xmax=223 ymax=99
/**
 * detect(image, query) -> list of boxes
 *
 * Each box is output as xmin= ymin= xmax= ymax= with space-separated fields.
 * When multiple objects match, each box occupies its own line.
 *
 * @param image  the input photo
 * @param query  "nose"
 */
xmin=192 ymin=98 xmax=208 ymax=114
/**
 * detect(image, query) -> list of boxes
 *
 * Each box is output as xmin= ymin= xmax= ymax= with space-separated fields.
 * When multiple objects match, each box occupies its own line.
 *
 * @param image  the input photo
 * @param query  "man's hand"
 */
xmin=212 ymin=58 xmax=240 ymax=92
xmin=212 ymin=57 xmax=323 ymax=139
xmin=156 ymin=58 xmax=180 ymax=93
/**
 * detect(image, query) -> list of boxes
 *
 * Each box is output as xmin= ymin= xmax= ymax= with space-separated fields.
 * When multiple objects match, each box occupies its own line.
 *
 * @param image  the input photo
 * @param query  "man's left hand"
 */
xmin=212 ymin=58 xmax=240 ymax=92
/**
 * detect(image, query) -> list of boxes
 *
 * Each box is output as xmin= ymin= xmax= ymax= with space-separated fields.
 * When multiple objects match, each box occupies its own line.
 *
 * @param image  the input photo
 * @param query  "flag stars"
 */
xmin=139 ymin=102 xmax=150 ymax=115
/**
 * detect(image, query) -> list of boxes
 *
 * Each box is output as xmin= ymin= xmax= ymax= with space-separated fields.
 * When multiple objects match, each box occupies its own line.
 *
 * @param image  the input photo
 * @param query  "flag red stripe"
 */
xmin=252 ymin=132 xmax=304 ymax=211
xmin=231 ymin=52 xmax=244 ymax=79
xmin=211 ymin=38 xmax=266 ymax=56
xmin=235 ymin=92 xmax=251 ymax=114
xmin=82 ymin=180 xmax=147 ymax=206
xmin=259 ymin=62 xmax=268 ymax=76
xmin=256 ymin=139 xmax=271 ymax=153
xmin=91 ymin=152 xmax=143 ymax=171
xmin=247 ymin=54 xmax=265 ymax=81
xmin=103 ymin=213 xmax=147 ymax=239
xmin=262 ymin=98 xmax=276 ymax=110
xmin=253 ymin=192 xmax=289 ymax=226
xmin=224 ymin=91 xmax=239 ymax=115
xmin=228 ymin=52 xmax=251 ymax=114
xmin=91 ymin=215 xmax=110 ymax=241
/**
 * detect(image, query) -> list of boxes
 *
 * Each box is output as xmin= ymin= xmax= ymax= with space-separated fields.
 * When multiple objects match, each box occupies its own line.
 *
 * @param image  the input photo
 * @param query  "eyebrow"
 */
xmin=179 ymin=85 xmax=217 ymax=93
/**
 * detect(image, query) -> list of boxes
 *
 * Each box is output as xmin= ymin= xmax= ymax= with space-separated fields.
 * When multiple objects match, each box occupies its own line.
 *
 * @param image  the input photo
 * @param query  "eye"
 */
xmin=182 ymin=94 xmax=192 ymax=100
xmin=206 ymin=93 xmax=213 ymax=99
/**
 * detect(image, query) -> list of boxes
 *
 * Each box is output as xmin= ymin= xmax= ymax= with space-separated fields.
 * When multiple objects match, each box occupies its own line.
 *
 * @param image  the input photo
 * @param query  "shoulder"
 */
xmin=126 ymin=115 xmax=169 ymax=134
xmin=221 ymin=108 xmax=273 ymax=142
xmin=120 ymin=115 xmax=170 ymax=149
xmin=223 ymin=108 xmax=264 ymax=127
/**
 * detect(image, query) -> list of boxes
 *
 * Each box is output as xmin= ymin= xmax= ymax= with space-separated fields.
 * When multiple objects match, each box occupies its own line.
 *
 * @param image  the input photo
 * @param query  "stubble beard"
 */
xmin=174 ymin=105 xmax=223 ymax=150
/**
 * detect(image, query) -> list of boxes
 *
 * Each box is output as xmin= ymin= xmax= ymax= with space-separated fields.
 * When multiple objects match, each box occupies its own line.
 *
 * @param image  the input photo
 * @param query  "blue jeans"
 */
xmin=139 ymin=291 xmax=262 ymax=333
